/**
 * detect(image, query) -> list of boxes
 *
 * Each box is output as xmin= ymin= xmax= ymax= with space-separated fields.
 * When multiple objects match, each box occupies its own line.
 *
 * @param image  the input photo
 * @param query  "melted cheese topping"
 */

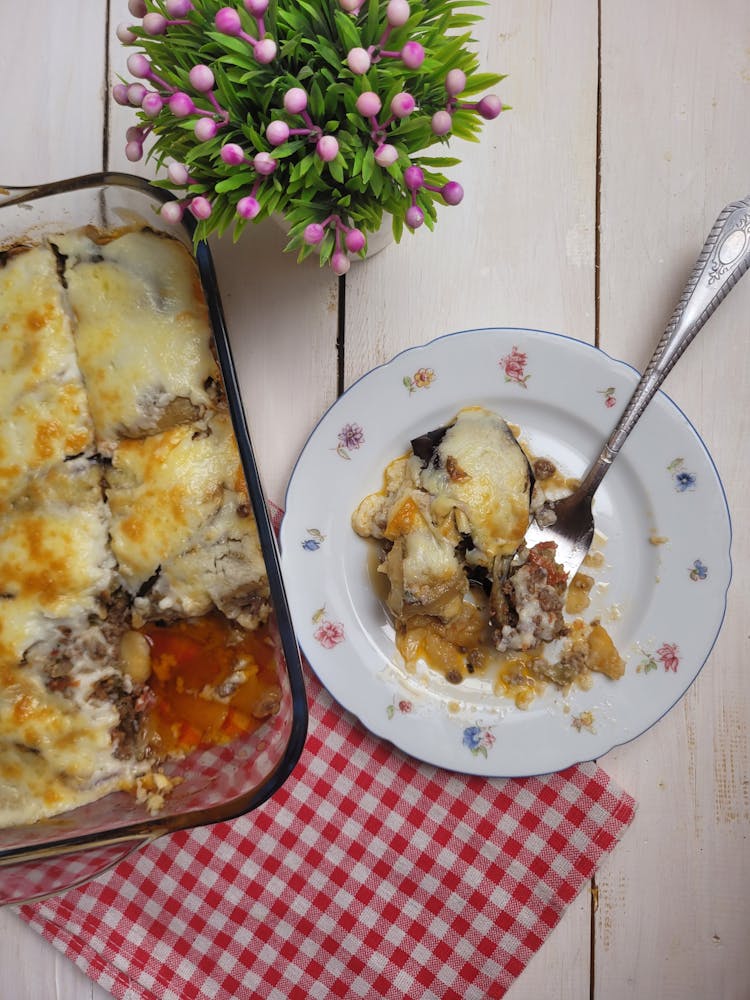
xmin=0 ymin=455 xmax=124 ymax=826
xmin=0 ymin=231 xmax=271 ymax=828
xmin=0 ymin=460 xmax=112 ymax=669
xmin=149 ymin=491 xmax=270 ymax=629
xmin=0 ymin=247 xmax=93 ymax=504
xmin=418 ymin=406 xmax=530 ymax=559
xmin=0 ymin=625 xmax=135 ymax=827
xmin=107 ymin=412 xmax=243 ymax=592
xmin=57 ymin=230 xmax=220 ymax=448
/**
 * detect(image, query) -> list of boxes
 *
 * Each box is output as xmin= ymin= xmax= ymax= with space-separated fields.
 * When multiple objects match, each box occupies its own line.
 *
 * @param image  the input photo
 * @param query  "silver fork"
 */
xmin=524 ymin=195 xmax=750 ymax=581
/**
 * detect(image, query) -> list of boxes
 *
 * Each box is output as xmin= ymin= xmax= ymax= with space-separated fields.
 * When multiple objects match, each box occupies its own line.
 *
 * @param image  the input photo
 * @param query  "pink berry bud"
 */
xmin=221 ymin=143 xmax=245 ymax=165
xmin=374 ymin=144 xmax=398 ymax=167
xmin=215 ymin=7 xmax=241 ymax=34
xmin=386 ymin=0 xmax=410 ymax=26
xmin=431 ymin=110 xmax=452 ymax=136
xmin=345 ymin=229 xmax=366 ymax=253
xmin=283 ymin=87 xmax=308 ymax=114
xmin=253 ymin=151 xmax=277 ymax=175
xmin=189 ymin=64 xmax=215 ymax=92
xmin=347 ymin=47 xmax=371 ymax=75
xmin=128 ymin=0 xmax=147 ymax=16
xmin=116 ymin=23 xmax=136 ymax=44
xmin=477 ymin=95 xmax=503 ymax=120
xmin=339 ymin=0 xmax=361 ymax=11
xmin=255 ymin=38 xmax=277 ymax=63
xmin=127 ymin=83 xmax=147 ymax=106
xmin=141 ymin=92 xmax=164 ymax=117
xmin=401 ymin=42 xmax=424 ymax=70
xmin=331 ymin=250 xmax=351 ymax=276
xmin=390 ymin=92 xmax=416 ymax=119
xmin=245 ymin=0 xmax=268 ymax=14
xmin=127 ymin=53 xmax=151 ymax=78
xmin=143 ymin=12 xmax=168 ymax=34
xmin=112 ymin=83 xmax=130 ymax=106
xmin=316 ymin=135 xmax=339 ymax=162
xmin=169 ymin=91 xmax=196 ymax=117
xmin=405 ymin=205 xmax=424 ymax=229
xmin=125 ymin=140 xmax=144 ymax=162
xmin=160 ymin=201 xmax=184 ymax=224
xmin=445 ymin=69 xmax=467 ymax=97
xmin=125 ymin=125 xmax=145 ymax=143
xmin=266 ymin=120 xmax=290 ymax=145
xmin=356 ymin=91 xmax=381 ymax=117
xmin=167 ymin=162 xmax=191 ymax=184
xmin=304 ymin=223 xmax=325 ymax=245
xmin=441 ymin=181 xmax=464 ymax=205
xmin=190 ymin=196 xmax=213 ymax=220
xmin=194 ymin=117 xmax=218 ymax=141
xmin=166 ymin=0 xmax=193 ymax=15
xmin=404 ymin=165 xmax=424 ymax=190
xmin=237 ymin=196 xmax=261 ymax=219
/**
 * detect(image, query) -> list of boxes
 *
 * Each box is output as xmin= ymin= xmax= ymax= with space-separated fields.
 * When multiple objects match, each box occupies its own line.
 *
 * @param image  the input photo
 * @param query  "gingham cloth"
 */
xmin=20 ymin=667 xmax=635 ymax=1000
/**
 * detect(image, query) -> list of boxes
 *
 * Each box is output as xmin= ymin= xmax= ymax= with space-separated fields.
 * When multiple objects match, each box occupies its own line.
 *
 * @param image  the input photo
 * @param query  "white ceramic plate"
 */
xmin=280 ymin=328 xmax=732 ymax=776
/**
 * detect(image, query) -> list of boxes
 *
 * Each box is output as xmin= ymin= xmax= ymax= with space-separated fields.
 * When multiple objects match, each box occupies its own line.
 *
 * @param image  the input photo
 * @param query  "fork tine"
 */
xmin=523 ymin=503 xmax=595 ymax=581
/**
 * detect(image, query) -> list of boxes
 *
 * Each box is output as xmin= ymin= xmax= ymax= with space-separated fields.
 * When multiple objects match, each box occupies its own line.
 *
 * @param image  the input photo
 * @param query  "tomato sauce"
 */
xmin=140 ymin=613 xmax=281 ymax=756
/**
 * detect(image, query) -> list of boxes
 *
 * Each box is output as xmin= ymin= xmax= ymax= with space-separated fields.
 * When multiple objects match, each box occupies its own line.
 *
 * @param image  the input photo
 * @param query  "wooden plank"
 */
xmin=345 ymin=0 xmax=601 ymax=381
xmin=344 ymin=3 xmax=601 ymax=997
xmin=3 ymin=914 xmax=98 ymax=1000
xmin=1 ymin=0 xmax=105 ymax=183
xmin=207 ymin=225 xmax=341 ymax=506
xmin=595 ymin=0 xmax=750 ymax=997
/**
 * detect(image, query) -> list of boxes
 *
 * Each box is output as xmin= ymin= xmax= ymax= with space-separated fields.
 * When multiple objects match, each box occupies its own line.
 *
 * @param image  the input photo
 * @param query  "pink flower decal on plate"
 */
xmin=312 ymin=607 xmax=345 ymax=648
xmin=386 ymin=697 xmax=413 ymax=719
xmin=598 ymin=386 xmax=617 ymax=408
xmin=499 ymin=346 xmax=530 ymax=388
xmin=656 ymin=642 xmax=680 ymax=672
xmin=336 ymin=422 xmax=364 ymax=459
xmin=637 ymin=642 xmax=680 ymax=674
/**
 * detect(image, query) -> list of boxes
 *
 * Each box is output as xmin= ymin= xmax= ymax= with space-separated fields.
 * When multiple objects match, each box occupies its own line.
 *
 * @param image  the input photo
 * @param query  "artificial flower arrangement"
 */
xmin=115 ymin=0 xmax=505 ymax=273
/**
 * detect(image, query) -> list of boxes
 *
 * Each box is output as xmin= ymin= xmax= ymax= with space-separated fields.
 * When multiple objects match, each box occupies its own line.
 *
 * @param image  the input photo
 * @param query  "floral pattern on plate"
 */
xmin=312 ymin=607 xmax=345 ymax=648
xmin=598 ymin=386 xmax=617 ymax=408
xmin=336 ymin=422 xmax=365 ymax=459
xmin=637 ymin=642 xmax=681 ymax=674
xmin=301 ymin=528 xmax=325 ymax=551
xmin=403 ymin=367 xmax=436 ymax=393
xmin=280 ymin=327 xmax=731 ymax=776
xmin=462 ymin=724 xmax=496 ymax=758
xmin=499 ymin=346 xmax=530 ymax=388
xmin=668 ymin=458 xmax=696 ymax=492
xmin=689 ymin=559 xmax=708 ymax=581
xmin=386 ymin=697 xmax=413 ymax=720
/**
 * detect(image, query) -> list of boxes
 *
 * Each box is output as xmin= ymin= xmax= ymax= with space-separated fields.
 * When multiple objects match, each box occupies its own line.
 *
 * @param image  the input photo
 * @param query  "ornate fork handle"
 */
xmin=577 ymin=195 xmax=750 ymax=500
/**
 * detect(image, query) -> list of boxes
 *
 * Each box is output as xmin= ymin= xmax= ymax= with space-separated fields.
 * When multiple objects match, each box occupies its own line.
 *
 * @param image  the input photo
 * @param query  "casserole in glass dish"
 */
xmin=0 ymin=173 xmax=307 ymax=904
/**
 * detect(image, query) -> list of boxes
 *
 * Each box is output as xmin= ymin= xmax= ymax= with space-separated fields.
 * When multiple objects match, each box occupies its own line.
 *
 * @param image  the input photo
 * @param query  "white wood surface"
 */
xmin=1 ymin=1 xmax=748 ymax=997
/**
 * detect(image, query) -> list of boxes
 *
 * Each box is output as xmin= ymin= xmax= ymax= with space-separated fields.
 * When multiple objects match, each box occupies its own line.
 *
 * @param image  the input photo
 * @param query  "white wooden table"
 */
xmin=3 ymin=2 xmax=749 ymax=997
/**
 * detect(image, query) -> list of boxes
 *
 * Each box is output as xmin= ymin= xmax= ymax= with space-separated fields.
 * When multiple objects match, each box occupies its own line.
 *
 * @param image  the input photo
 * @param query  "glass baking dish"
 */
xmin=0 ymin=172 xmax=308 ymax=905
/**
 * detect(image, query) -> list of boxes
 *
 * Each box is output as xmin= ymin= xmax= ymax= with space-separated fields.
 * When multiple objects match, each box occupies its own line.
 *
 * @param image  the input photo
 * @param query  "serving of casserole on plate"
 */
xmin=280 ymin=327 xmax=731 ymax=777
xmin=0 ymin=175 xmax=307 ymax=904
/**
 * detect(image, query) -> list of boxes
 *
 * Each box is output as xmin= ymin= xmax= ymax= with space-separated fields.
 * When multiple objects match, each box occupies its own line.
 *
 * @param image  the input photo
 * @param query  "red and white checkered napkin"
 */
xmin=20 ymin=669 xmax=635 ymax=1000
